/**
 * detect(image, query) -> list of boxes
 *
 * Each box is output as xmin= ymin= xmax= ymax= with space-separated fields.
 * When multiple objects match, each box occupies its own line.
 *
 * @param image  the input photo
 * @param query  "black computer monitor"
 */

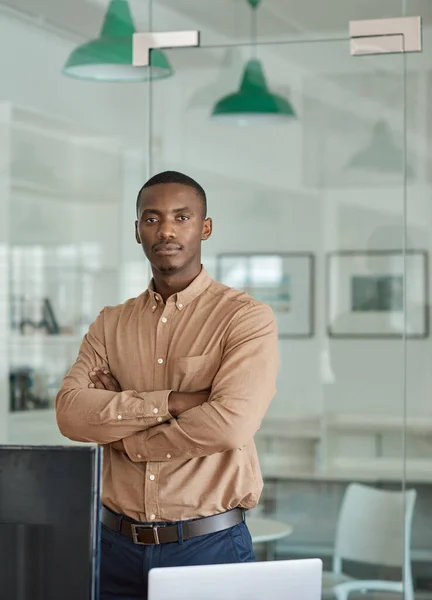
xmin=0 ymin=445 xmax=102 ymax=600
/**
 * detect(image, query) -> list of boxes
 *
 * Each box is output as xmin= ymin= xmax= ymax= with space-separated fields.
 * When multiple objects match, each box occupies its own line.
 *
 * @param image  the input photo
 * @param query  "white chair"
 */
xmin=322 ymin=483 xmax=417 ymax=600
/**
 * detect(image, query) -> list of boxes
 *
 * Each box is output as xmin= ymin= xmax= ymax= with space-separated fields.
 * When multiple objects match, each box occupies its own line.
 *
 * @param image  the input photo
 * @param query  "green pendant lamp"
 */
xmin=211 ymin=0 xmax=296 ymax=123
xmin=62 ymin=0 xmax=173 ymax=82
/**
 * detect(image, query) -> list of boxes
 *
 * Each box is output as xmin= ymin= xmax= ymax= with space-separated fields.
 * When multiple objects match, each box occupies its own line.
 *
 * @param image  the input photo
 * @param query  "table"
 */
xmin=247 ymin=517 xmax=293 ymax=561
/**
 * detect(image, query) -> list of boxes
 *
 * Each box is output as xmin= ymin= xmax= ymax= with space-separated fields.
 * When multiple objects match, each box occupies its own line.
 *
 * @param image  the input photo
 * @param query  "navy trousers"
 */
xmin=99 ymin=513 xmax=256 ymax=600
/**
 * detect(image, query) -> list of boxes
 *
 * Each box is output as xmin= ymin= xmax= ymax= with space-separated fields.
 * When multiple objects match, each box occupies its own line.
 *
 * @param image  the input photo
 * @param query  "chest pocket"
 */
xmin=174 ymin=351 xmax=220 ymax=392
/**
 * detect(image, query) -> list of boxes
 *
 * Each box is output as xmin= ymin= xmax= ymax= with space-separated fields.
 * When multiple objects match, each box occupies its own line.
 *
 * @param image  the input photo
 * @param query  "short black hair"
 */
xmin=136 ymin=170 xmax=207 ymax=218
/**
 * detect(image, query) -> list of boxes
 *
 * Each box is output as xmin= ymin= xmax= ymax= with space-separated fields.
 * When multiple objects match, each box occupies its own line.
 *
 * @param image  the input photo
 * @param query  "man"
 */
xmin=56 ymin=170 xmax=279 ymax=599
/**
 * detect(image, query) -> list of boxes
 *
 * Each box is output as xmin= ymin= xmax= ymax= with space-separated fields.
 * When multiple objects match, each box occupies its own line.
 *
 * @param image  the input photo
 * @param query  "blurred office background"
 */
xmin=0 ymin=0 xmax=431 ymax=597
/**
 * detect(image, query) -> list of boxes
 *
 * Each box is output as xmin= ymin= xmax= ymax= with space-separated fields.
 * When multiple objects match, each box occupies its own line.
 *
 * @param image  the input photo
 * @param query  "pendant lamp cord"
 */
xmin=247 ymin=0 xmax=260 ymax=58
xmin=251 ymin=6 xmax=257 ymax=57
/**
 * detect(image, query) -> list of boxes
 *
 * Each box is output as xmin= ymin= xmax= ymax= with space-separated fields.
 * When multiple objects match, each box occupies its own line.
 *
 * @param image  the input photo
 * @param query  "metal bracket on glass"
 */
xmin=350 ymin=16 xmax=422 ymax=56
xmin=132 ymin=31 xmax=200 ymax=67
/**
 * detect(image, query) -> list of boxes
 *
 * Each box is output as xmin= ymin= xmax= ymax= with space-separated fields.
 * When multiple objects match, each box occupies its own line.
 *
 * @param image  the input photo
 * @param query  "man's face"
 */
xmin=135 ymin=183 xmax=212 ymax=274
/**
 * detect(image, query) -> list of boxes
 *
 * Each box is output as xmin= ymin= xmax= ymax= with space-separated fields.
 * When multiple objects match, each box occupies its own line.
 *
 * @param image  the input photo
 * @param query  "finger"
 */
xmin=91 ymin=367 xmax=109 ymax=379
xmin=92 ymin=370 xmax=119 ymax=392
xmin=99 ymin=369 xmax=121 ymax=392
xmin=88 ymin=382 xmax=103 ymax=389
xmin=89 ymin=372 xmax=104 ymax=383
xmin=90 ymin=367 xmax=120 ymax=391
xmin=88 ymin=373 xmax=105 ymax=390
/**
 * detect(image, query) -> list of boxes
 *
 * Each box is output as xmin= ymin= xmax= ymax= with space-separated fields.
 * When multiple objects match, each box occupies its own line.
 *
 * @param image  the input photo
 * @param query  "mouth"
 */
xmin=153 ymin=244 xmax=182 ymax=256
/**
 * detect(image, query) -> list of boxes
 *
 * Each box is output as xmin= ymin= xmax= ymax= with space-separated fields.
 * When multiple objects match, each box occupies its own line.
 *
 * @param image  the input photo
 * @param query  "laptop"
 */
xmin=148 ymin=558 xmax=322 ymax=600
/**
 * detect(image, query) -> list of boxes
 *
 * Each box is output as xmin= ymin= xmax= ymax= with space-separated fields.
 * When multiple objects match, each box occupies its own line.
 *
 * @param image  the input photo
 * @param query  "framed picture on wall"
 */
xmin=327 ymin=250 xmax=429 ymax=339
xmin=217 ymin=253 xmax=315 ymax=338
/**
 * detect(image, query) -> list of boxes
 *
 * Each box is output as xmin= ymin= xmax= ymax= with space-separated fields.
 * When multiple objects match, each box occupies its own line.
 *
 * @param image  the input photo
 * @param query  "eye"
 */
xmin=145 ymin=217 xmax=158 ymax=223
xmin=177 ymin=215 xmax=189 ymax=222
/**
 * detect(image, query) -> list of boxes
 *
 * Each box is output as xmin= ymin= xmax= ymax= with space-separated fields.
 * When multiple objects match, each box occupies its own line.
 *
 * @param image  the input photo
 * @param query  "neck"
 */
xmin=152 ymin=263 xmax=202 ymax=303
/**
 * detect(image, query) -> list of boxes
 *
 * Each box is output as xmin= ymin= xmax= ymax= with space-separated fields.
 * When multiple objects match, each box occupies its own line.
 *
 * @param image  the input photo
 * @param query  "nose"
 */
xmin=157 ymin=220 xmax=176 ymax=240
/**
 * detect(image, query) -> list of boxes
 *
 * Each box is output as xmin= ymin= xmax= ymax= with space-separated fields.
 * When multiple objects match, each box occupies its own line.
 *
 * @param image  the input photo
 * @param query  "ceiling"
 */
xmin=2 ymin=0 xmax=430 ymax=140
xmin=2 ymin=0 xmax=432 ymax=44
xmin=0 ymin=0 xmax=102 ymax=39
xmin=155 ymin=0 xmax=432 ymax=42
xmin=1 ymin=0 xmax=430 ymax=185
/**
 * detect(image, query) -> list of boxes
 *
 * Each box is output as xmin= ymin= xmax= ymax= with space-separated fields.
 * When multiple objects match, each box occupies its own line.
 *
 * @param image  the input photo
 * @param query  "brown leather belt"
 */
xmin=101 ymin=506 xmax=244 ymax=546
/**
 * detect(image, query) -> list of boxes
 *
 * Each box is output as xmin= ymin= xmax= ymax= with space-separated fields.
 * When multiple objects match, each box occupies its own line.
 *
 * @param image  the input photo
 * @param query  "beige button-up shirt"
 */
xmin=56 ymin=268 xmax=279 ymax=522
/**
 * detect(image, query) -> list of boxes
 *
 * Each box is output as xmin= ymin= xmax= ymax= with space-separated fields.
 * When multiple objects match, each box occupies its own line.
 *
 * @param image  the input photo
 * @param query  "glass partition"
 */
xmin=405 ymin=13 xmax=432 ymax=594
xmin=148 ymin=12 xmax=431 ymax=597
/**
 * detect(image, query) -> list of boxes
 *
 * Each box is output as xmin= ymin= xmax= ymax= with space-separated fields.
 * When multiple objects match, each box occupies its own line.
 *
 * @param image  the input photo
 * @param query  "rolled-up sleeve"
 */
xmin=122 ymin=302 xmax=279 ymax=462
xmin=56 ymin=309 xmax=172 ymax=444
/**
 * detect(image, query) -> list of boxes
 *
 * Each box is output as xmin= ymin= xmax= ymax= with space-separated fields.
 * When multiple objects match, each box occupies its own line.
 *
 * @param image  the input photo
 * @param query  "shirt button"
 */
xmin=178 ymin=303 xmax=183 ymax=309
xmin=166 ymin=454 xmax=171 ymax=459
xmin=152 ymin=305 xmax=156 ymax=311
xmin=150 ymin=514 xmax=156 ymax=520
xmin=117 ymin=414 xmax=122 ymax=420
xmin=153 ymin=408 xmax=159 ymax=414
xmin=136 ymin=454 xmax=142 ymax=459
xmin=149 ymin=474 xmax=155 ymax=481
xmin=161 ymin=317 xmax=167 ymax=323
xmin=157 ymin=358 xmax=164 ymax=364
xmin=157 ymin=417 xmax=163 ymax=422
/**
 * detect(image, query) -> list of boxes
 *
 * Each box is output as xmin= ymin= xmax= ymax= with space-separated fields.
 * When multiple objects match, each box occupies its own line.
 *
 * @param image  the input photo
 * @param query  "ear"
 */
xmin=135 ymin=221 xmax=141 ymax=244
xmin=202 ymin=218 xmax=212 ymax=241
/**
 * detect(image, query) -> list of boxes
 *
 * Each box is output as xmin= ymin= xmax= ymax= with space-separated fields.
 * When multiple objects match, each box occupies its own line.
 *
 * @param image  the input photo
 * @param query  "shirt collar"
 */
xmin=148 ymin=266 xmax=212 ymax=311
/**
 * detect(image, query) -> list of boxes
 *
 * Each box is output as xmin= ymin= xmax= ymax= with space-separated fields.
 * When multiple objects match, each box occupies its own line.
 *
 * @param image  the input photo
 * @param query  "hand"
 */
xmin=168 ymin=391 xmax=210 ymax=418
xmin=88 ymin=367 xmax=121 ymax=392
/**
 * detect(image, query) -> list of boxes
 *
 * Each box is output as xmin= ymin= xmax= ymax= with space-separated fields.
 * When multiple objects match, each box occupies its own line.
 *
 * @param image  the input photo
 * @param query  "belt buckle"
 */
xmin=131 ymin=524 xmax=160 ymax=545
